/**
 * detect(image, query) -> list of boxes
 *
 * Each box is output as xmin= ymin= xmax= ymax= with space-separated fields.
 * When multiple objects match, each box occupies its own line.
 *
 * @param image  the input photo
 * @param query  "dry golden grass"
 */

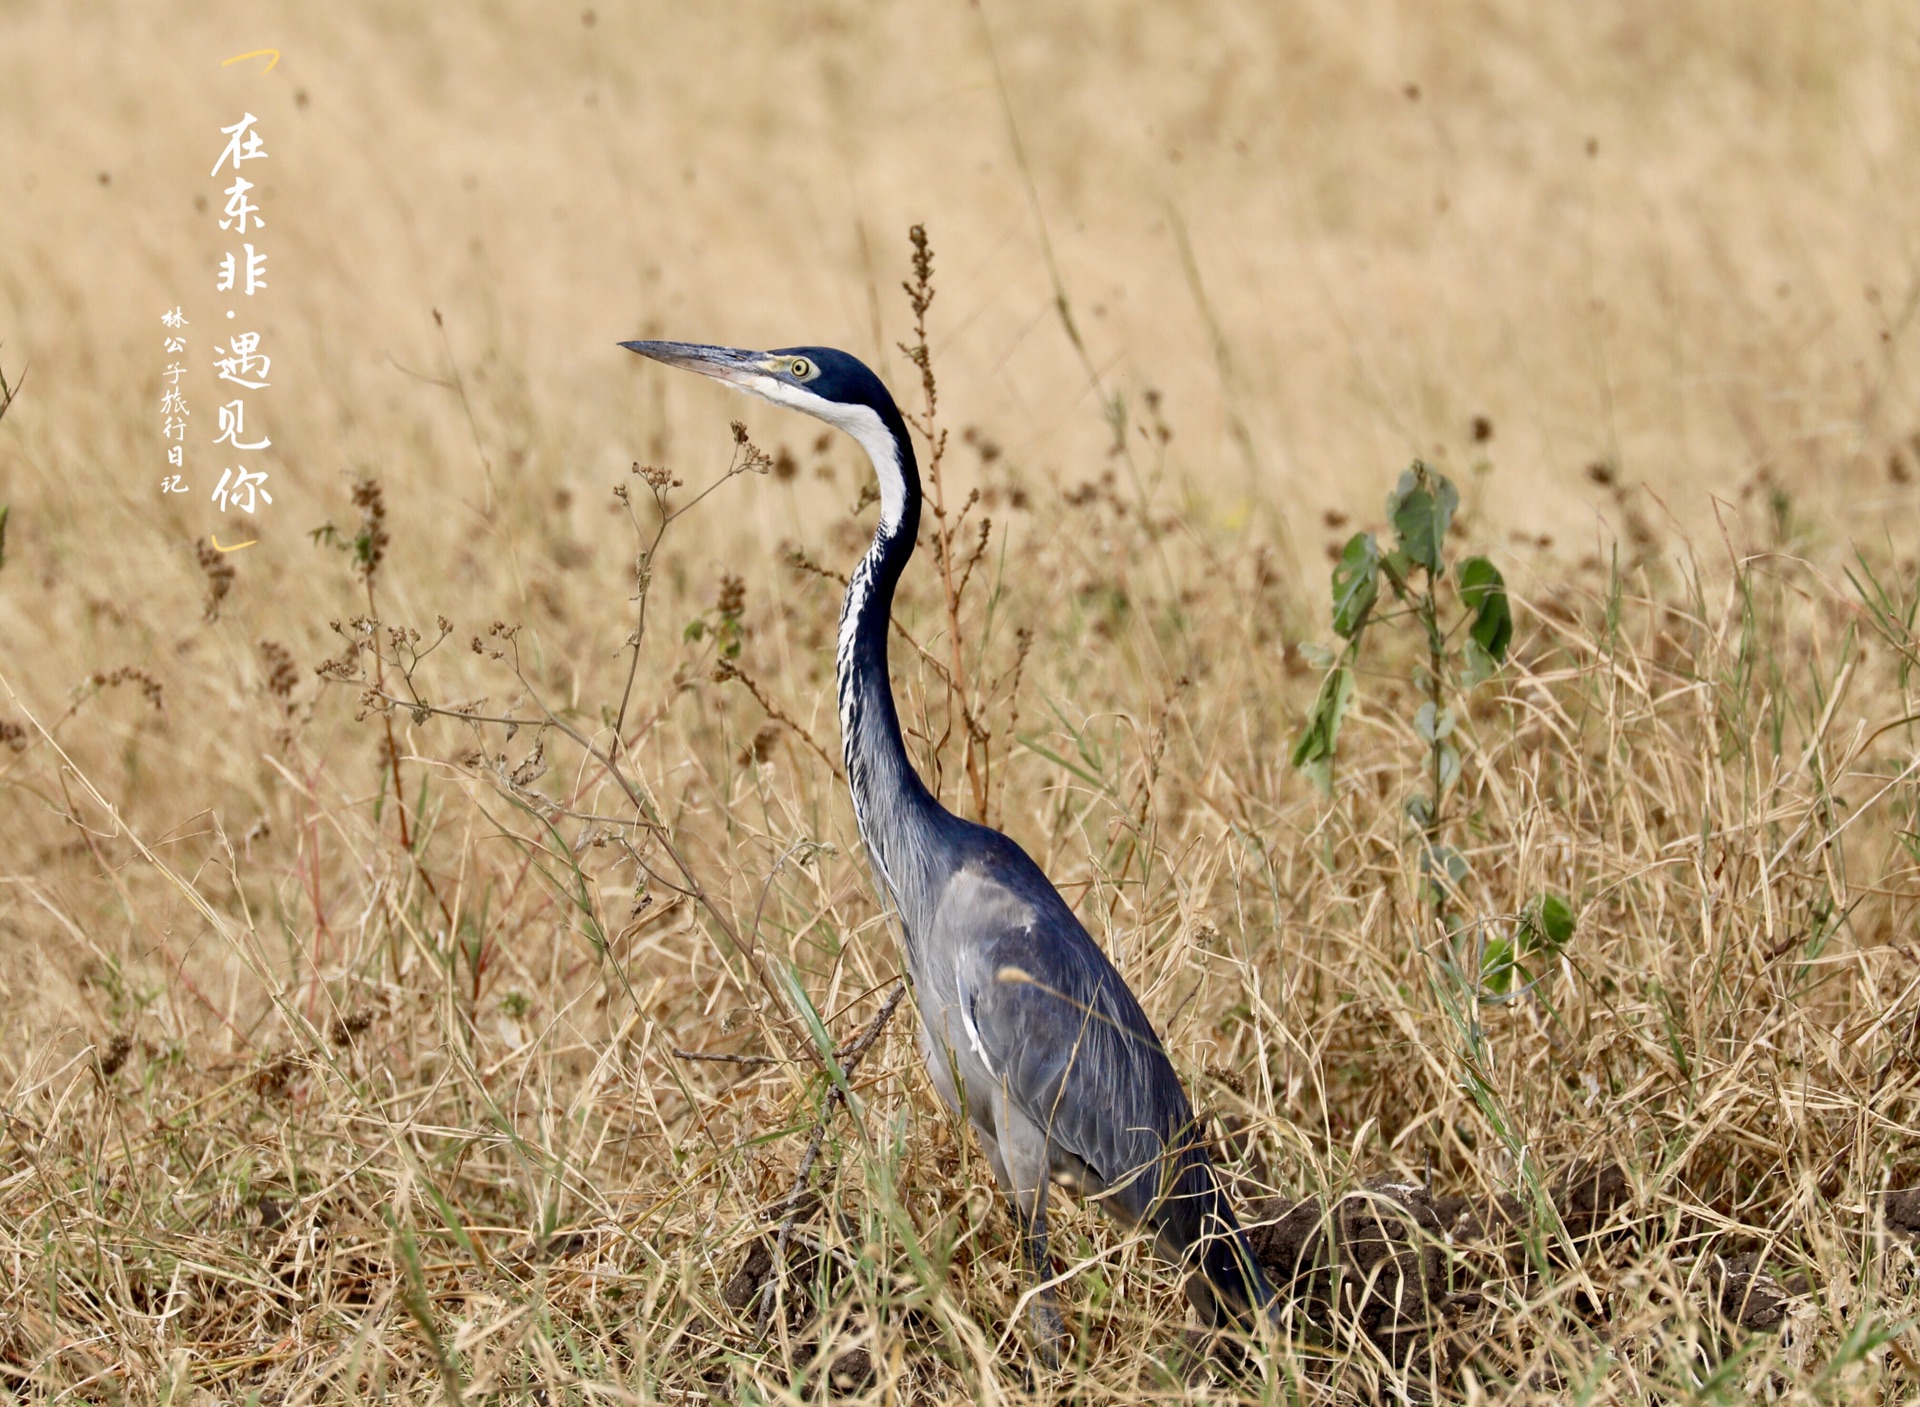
xmin=4 ymin=2 xmax=1920 ymax=1402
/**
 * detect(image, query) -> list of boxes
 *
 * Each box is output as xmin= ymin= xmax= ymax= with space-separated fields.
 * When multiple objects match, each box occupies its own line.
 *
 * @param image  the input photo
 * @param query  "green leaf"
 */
xmin=1438 ymin=742 xmax=1461 ymax=793
xmin=682 ymin=618 xmax=706 ymax=642
xmin=1480 ymin=936 xmax=1516 ymax=995
xmin=1520 ymin=893 xmax=1577 ymax=954
xmin=1413 ymin=702 xmax=1455 ymax=743
xmin=1330 ymin=532 xmax=1380 ymax=639
xmin=1387 ymin=464 xmax=1459 ymax=574
xmin=774 ymin=959 xmax=852 ymax=1103
xmin=1458 ymin=555 xmax=1513 ymax=662
xmin=1461 ymin=638 xmax=1496 ymax=688
xmin=1290 ymin=662 xmax=1354 ymax=794
xmin=1421 ymin=841 xmax=1469 ymax=893
xmin=1016 ymin=732 xmax=1108 ymax=791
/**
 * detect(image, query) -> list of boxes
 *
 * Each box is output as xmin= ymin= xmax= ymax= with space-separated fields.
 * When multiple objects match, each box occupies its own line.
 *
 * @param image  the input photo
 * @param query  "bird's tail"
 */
xmin=1153 ymin=1144 xmax=1277 ymax=1330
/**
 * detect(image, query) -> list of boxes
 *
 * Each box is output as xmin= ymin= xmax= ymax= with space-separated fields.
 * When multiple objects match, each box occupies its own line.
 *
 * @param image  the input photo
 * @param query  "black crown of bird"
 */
xmin=622 ymin=338 xmax=1277 ymax=1361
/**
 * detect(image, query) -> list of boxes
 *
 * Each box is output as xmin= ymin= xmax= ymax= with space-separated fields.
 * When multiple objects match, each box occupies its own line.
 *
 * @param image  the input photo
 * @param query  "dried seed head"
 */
xmin=194 ymin=539 xmax=236 ymax=621
xmin=727 ymin=425 xmax=774 ymax=475
xmin=251 ymin=1056 xmax=297 ymax=1098
xmin=98 ymin=1033 xmax=133 ymax=1077
xmin=89 ymin=666 xmax=165 ymax=712
xmin=716 ymin=573 xmax=746 ymax=618
xmin=314 ymin=650 xmax=361 ymax=682
xmin=905 ymin=223 xmax=935 ymax=319
xmin=350 ymin=477 xmax=389 ymax=583
xmin=962 ymin=426 xmax=1002 ymax=464
xmin=738 ymin=723 xmax=781 ymax=765
xmin=329 ymin=1011 xmax=375 ymax=1045
xmin=257 ymin=640 xmax=298 ymax=700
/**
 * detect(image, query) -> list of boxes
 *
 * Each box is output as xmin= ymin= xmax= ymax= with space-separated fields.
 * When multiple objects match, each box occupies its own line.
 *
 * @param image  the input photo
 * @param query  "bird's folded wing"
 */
xmin=964 ymin=921 xmax=1198 ymax=1216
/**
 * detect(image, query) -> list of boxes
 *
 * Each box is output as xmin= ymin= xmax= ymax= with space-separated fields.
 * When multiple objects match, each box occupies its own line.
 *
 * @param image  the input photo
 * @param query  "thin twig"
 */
xmin=712 ymin=660 xmax=846 ymax=781
xmin=672 ymin=1050 xmax=780 ymax=1067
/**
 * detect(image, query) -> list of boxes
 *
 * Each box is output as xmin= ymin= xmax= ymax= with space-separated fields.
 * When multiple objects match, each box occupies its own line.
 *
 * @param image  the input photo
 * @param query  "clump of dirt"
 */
xmin=716 ymin=1233 xmax=883 ymax=1394
xmin=1243 ymin=1178 xmax=1451 ymax=1368
xmin=1704 ymin=1252 xmax=1793 ymax=1332
xmin=1881 ymin=1187 xmax=1920 ymax=1236
xmin=722 ymin=1238 xmax=775 ymax=1310
xmin=1554 ymin=1157 xmax=1633 ymax=1244
xmin=824 ymin=1347 xmax=874 ymax=1392
xmin=1429 ymin=1189 xmax=1529 ymax=1280
xmin=707 ymin=1157 xmax=1838 ymax=1382
xmin=1243 ymin=1159 xmax=1799 ymax=1378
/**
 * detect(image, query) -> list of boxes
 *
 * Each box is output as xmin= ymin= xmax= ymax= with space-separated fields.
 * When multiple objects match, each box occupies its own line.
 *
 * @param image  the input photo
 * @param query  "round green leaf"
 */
xmin=1457 ymin=555 xmax=1513 ymax=663
xmin=1387 ymin=464 xmax=1459 ymax=574
xmin=1331 ymin=533 xmax=1381 ymax=639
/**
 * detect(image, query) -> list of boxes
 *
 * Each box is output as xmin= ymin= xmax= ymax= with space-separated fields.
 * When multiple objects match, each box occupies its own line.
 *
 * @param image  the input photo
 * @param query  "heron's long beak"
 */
xmin=619 ymin=339 xmax=767 ymax=387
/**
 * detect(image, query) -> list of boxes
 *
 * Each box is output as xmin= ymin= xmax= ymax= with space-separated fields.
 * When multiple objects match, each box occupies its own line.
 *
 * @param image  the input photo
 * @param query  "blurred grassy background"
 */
xmin=4 ymin=1 xmax=1917 ymax=553
xmin=4 ymin=3 xmax=1920 ymax=1401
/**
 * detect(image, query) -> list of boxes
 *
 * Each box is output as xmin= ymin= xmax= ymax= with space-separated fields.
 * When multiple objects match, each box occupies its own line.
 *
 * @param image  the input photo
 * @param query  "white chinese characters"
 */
xmin=214 ymin=399 xmax=270 ymax=450
xmin=215 ymin=244 xmax=268 ymax=296
xmin=214 ymin=332 xmax=271 ymax=390
xmin=207 ymin=112 xmax=277 ymax=515
xmin=163 ymin=112 xmax=284 ymax=514
xmin=219 ymin=175 xmax=264 ymax=233
xmin=159 ymin=306 xmax=190 ymax=489
xmin=211 ymin=465 xmax=273 ymax=514
xmin=211 ymin=113 xmax=268 ymax=177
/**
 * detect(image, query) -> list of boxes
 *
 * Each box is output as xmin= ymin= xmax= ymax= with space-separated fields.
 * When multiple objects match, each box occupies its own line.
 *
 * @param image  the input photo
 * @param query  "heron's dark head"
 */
xmin=621 ymin=339 xmax=916 ymax=528
xmin=619 ymin=340 xmax=900 ymax=436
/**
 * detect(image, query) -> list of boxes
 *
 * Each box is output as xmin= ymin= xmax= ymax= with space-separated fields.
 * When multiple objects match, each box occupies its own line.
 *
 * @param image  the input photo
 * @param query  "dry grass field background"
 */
xmin=4 ymin=1 xmax=1920 ymax=1402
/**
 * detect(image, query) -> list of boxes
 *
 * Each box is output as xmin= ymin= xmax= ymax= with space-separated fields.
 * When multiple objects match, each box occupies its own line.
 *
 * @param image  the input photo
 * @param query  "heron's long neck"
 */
xmin=835 ymin=410 xmax=942 ymax=898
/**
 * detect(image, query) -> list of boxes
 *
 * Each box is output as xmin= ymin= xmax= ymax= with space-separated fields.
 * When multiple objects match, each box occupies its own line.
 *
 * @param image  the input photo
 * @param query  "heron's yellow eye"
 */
xmin=789 ymin=356 xmax=814 ymax=379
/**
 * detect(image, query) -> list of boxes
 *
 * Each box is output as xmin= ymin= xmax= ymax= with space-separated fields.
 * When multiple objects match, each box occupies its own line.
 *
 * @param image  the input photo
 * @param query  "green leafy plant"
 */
xmin=1293 ymin=461 xmax=1573 ymax=990
xmin=1479 ymin=892 xmax=1577 ymax=996
xmin=1291 ymin=463 xmax=1502 ymax=814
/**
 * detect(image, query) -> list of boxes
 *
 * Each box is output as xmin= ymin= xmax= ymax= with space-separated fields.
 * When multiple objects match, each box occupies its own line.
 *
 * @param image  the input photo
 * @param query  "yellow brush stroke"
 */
xmin=221 ymin=49 xmax=281 ymax=73
xmin=209 ymin=534 xmax=257 ymax=553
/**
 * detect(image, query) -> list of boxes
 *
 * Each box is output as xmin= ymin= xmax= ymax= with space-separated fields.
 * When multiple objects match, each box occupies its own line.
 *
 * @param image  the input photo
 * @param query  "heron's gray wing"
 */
xmin=938 ymin=869 xmax=1202 ymax=1225
xmin=932 ymin=855 xmax=1278 ymax=1324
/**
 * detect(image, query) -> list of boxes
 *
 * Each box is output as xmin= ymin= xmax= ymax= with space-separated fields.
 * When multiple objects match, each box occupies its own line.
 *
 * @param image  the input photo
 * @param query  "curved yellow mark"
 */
xmin=221 ymin=48 xmax=281 ymax=73
xmin=209 ymin=534 xmax=257 ymax=553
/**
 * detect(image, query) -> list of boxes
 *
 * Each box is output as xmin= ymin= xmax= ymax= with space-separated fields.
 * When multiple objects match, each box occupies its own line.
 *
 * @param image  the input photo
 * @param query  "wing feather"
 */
xmin=940 ymin=863 xmax=1203 ymax=1224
